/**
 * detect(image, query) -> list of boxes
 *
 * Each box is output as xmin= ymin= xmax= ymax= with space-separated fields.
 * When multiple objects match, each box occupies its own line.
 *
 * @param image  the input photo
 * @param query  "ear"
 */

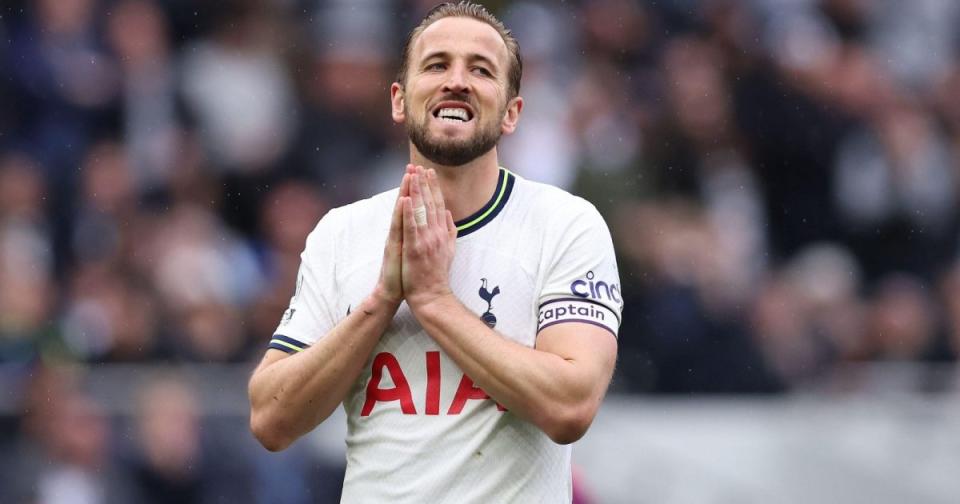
xmin=500 ymin=96 xmax=523 ymax=135
xmin=391 ymin=82 xmax=406 ymax=124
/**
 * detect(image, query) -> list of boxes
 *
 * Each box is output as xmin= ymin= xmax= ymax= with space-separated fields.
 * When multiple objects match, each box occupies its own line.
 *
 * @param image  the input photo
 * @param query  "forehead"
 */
xmin=411 ymin=16 xmax=509 ymax=66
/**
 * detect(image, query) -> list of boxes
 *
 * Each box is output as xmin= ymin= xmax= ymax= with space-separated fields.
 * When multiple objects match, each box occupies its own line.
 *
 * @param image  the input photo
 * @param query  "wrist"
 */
xmin=407 ymin=290 xmax=457 ymax=318
xmin=368 ymin=285 xmax=403 ymax=313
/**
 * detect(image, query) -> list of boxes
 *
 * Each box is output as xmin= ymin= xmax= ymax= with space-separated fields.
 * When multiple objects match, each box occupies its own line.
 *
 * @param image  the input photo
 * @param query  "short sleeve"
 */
xmin=268 ymin=210 xmax=341 ymax=353
xmin=537 ymin=204 xmax=622 ymax=338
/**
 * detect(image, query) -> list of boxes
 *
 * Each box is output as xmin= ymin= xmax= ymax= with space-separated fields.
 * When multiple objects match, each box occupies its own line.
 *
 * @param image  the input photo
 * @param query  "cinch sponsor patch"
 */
xmin=537 ymin=297 xmax=619 ymax=338
xmin=568 ymin=270 xmax=622 ymax=306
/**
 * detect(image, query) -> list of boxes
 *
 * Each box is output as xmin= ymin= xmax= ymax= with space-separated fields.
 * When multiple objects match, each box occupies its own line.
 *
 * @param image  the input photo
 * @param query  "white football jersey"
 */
xmin=270 ymin=168 xmax=621 ymax=503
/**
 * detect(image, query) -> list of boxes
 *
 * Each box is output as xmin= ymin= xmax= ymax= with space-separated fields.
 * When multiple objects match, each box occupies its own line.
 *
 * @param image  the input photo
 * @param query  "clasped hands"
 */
xmin=376 ymin=164 xmax=457 ymax=310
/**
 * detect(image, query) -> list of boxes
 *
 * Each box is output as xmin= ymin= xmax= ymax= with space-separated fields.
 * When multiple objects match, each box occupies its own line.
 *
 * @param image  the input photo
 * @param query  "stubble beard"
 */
xmin=407 ymin=104 xmax=503 ymax=167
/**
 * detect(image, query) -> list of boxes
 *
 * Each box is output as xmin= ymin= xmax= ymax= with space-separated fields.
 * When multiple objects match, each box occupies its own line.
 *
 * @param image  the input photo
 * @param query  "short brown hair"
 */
xmin=396 ymin=2 xmax=522 ymax=98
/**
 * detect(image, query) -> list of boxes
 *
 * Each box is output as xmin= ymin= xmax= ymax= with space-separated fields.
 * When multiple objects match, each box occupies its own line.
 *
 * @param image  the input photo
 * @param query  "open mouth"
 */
xmin=432 ymin=102 xmax=475 ymax=123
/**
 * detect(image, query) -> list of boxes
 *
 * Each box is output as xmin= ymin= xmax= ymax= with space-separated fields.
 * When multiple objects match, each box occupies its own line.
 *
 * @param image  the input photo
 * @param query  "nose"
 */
xmin=442 ymin=64 xmax=470 ymax=95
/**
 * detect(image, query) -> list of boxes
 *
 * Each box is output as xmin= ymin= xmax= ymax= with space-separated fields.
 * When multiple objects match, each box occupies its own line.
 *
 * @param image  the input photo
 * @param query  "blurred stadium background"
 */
xmin=1 ymin=0 xmax=959 ymax=502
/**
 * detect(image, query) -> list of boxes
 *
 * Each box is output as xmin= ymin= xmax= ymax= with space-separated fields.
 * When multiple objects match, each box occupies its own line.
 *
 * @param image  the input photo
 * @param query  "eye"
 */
xmin=472 ymin=66 xmax=492 ymax=77
xmin=426 ymin=62 xmax=447 ymax=71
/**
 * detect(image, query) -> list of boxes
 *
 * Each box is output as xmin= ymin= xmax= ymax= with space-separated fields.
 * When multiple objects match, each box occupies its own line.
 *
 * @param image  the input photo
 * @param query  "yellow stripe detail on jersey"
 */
xmin=271 ymin=339 xmax=304 ymax=353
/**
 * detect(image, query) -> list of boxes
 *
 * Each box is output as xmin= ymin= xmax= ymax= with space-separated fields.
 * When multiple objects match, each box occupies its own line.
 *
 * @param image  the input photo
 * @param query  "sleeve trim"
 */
xmin=537 ymin=319 xmax=618 ymax=339
xmin=268 ymin=334 xmax=309 ymax=353
xmin=268 ymin=342 xmax=301 ymax=354
xmin=539 ymin=296 xmax=621 ymax=324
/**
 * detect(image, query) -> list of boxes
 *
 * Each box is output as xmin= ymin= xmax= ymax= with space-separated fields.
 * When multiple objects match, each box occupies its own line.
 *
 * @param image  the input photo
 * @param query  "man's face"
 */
xmin=395 ymin=17 xmax=516 ymax=166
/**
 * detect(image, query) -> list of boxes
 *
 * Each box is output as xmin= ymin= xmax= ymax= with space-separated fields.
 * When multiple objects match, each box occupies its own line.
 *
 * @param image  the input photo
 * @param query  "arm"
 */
xmin=249 ymin=290 xmax=399 ymax=451
xmin=249 ymin=169 xmax=414 ymax=451
xmin=401 ymin=169 xmax=617 ymax=444
xmin=414 ymin=297 xmax=616 ymax=444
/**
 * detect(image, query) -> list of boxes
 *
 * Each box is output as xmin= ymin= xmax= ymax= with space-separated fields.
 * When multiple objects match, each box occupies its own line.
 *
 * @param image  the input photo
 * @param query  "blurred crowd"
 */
xmin=3 ymin=0 xmax=960 ymax=500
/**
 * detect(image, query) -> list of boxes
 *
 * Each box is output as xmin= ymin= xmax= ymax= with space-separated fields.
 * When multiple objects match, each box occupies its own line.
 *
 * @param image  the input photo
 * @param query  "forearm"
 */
xmin=249 ymin=290 xmax=398 ymax=450
xmin=412 ymin=295 xmax=605 ymax=442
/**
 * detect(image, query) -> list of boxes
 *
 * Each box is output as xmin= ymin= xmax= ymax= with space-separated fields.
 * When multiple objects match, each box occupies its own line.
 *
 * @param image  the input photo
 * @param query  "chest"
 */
xmin=337 ymin=238 xmax=540 ymax=350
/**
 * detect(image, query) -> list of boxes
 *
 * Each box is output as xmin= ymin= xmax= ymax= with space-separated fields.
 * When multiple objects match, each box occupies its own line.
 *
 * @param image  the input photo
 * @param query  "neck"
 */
xmin=409 ymin=146 xmax=502 ymax=222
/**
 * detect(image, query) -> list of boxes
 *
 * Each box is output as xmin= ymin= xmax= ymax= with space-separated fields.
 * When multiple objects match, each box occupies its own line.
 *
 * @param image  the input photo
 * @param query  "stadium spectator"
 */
xmin=1 ymin=367 xmax=133 ymax=503
xmin=0 ymin=153 xmax=56 ymax=363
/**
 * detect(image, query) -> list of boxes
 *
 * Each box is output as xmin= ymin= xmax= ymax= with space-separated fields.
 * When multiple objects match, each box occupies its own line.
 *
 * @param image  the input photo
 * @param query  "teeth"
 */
xmin=437 ymin=107 xmax=469 ymax=121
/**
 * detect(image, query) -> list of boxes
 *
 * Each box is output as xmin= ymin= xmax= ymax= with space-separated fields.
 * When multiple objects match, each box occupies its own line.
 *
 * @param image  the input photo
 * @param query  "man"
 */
xmin=248 ymin=2 xmax=621 ymax=502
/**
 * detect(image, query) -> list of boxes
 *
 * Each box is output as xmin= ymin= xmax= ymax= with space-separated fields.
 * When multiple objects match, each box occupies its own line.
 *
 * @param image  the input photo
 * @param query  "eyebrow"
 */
xmin=420 ymin=50 xmax=499 ymax=71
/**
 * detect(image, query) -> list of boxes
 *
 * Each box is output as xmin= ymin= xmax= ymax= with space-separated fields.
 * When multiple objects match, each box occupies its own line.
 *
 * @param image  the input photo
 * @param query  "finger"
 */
xmin=399 ymin=172 xmax=410 ymax=198
xmin=446 ymin=209 xmax=457 ymax=241
xmin=410 ymin=173 xmax=424 ymax=208
xmin=387 ymin=195 xmax=403 ymax=247
xmin=410 ymin=173 xmax=427 ymax=227
xmin=402 ymin=197 xmax=418 ymax=245
xmin=418 ymin=169 xmax=438 ymax=228
xmin=399 ymin=165 xmax=416 ymax=198
xmin=428 ymin=169 xmax=445 ymax=216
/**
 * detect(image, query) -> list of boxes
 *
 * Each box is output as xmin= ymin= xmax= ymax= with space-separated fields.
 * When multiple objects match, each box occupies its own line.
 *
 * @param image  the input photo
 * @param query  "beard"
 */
xmin=406 ymin=101 xmax=503 ymax=166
